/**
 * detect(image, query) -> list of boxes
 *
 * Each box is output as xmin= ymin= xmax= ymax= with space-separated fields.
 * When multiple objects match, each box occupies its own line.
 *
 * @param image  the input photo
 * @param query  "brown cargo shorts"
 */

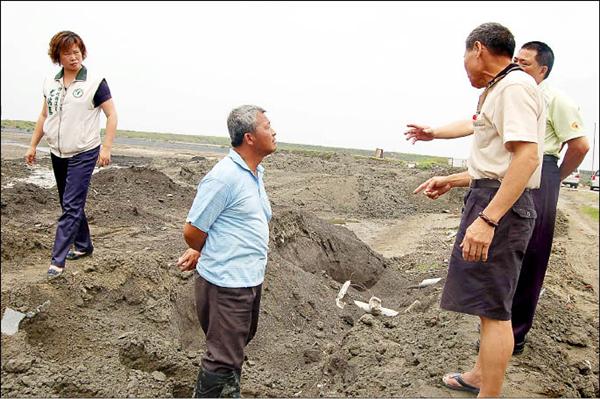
xmin=440 ymin=184 xmax=536 ymax=321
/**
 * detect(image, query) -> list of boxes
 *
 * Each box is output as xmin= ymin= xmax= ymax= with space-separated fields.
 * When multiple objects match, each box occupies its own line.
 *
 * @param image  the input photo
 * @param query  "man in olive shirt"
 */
xmin=510 ymin=41 xmax=590 ymax=351
xmin=406 ymin=41 xmax=590 ymax=355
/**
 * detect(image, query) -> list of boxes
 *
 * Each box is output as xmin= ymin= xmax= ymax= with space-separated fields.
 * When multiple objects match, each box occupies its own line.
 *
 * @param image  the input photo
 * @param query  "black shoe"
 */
xmin=193 ymin=368 xmax=240 ymax=398
xmin=512 ymin=340 xmax=526 ymax=355
xmin=475 ymin=339 xmax=526 ymax=356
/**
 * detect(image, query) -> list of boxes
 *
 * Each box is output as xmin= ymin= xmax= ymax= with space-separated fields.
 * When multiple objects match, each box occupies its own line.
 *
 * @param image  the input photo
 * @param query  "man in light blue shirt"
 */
xmin=176 ymin=105 xmax=277 ymax=398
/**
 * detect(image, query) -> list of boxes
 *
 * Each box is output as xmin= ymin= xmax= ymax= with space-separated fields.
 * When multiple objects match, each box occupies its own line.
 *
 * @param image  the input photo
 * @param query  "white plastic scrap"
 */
xmin=1 ymin=309 xmax=27 ymax=336
xmin=409 ymin=277 xmax=442 ymax=289
xmin=1 ymin=300 xmax=50 ymax=336
xmin=418 ymin=277 xmax=442 ymax=287
xmin=336 ymin=280 xmax=351 ymax=309
xmin=354 ymin=296 xmax=399 ymax=317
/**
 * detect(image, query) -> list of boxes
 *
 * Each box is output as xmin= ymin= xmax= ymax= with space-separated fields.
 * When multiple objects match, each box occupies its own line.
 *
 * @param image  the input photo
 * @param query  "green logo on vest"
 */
xmin=73 ymin=88 xmax=84 ymax=98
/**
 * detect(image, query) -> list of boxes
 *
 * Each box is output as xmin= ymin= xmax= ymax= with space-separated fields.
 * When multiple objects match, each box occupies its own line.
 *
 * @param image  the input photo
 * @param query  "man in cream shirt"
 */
xmin=405 ymin=40 xmax=590 ymax=356
xmin=413 ymin=23 xmax=545 ymax=396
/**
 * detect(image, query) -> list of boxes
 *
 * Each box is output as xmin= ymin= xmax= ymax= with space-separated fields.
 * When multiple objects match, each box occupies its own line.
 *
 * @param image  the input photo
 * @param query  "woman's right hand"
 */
xmin=24 ymin=147 xmax=37 ymax=165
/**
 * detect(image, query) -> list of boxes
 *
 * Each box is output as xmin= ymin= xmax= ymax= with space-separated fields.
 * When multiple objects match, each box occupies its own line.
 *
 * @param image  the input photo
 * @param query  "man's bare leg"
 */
xmin=479 ymin=316 xmax=513 ymax=397
xmin=442 ymin=316 xmax=513 ymax=396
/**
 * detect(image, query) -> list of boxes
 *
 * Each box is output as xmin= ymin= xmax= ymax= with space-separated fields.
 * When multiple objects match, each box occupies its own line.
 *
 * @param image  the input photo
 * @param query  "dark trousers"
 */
xmin=511 ymin=155 xmax=561 ymax=343
xmin=195 ymin=274 xmax=262 ymax=374
xmin=50 ymin=146 xmax=99 ymax=267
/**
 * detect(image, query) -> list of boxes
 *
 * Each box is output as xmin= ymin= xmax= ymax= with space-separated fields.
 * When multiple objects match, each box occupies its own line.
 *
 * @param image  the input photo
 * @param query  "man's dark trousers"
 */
xmin=511 ymin=155 xmax=561 ymax=343
xmin=193 ymin=274 xmax=262 ymax=397
xmin=195 ymin=274 xmax=262 ymax=373
xmin=50 ymin=145 xmax=99 ymax=267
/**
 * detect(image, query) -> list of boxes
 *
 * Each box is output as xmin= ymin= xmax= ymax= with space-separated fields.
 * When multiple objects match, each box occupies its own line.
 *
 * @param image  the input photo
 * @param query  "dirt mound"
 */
xmin=262 ymin=151 xmax=467 ymax=219
xmin=0 ymin=204 xmax=405 ymax=398
xmin=176 ymin=158 xmax=219 ymax=186
xmin=1 ymin=159 xmax=52 ymax=181
xmin=86 ymin=166 xmax=195 ymax=227
xmin=554 ymin=208 xmax=569 ymax=238
xmin=0 ymin=248 xmax=197 ymax=398
xmin=1 ymin=159 xmax=31 ymax=181
xmin=270 ymin=207 xmax=387 ymax=288
xmin=1 ymin=182 xmax=56 ymax=219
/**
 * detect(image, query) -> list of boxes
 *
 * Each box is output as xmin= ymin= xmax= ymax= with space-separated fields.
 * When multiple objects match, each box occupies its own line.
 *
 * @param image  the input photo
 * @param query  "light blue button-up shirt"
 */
xmin=186 ymin=149 xmax=272 ymax=288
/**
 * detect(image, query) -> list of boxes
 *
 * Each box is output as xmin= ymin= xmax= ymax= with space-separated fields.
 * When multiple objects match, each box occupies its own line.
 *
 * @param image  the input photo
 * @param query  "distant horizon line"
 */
xmin=0 ymin=118 xmax=463 ymax=162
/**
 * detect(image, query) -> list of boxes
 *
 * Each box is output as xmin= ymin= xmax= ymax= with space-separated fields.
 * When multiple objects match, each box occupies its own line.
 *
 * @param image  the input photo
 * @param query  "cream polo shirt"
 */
xmin=468 ymin=70 xmax=546 ymax=189
xmin=539 ymin=81 xmax=586 ymax=157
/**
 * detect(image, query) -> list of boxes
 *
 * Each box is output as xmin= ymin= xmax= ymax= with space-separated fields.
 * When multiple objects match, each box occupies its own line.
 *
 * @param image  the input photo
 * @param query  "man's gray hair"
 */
xmin=227 ymin=105 xmax=267 ymax=147
xmin=466 ymin=22 xmax=515 ymax=59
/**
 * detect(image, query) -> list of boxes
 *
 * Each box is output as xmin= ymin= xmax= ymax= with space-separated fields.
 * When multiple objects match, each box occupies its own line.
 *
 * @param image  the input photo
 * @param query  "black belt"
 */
xmin=470 ymin=179 xmax=501 ymax=189
xmin=543 ymin=154 xmax=559 ymax=162
xmin=470 ymin=178 xmax=532 ymax=191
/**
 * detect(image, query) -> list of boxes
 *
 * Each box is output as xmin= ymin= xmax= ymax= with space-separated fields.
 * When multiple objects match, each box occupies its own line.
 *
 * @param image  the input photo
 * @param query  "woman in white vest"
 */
xmin=24 ymin=31 xmax=118 ymax=277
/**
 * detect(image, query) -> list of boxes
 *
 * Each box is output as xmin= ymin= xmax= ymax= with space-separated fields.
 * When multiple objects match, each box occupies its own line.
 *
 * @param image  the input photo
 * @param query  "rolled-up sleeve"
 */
xmin=186 ymin=177 xmax=230 ymax=233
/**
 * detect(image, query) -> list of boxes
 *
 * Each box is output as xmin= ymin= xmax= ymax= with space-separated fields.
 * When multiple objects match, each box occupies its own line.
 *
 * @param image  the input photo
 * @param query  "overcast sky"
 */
xmin=2 ymin=1 xmax=599 ymax=169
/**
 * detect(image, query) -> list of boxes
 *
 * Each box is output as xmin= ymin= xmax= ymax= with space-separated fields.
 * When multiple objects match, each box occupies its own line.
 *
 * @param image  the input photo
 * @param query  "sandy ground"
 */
xmin=1 ymin=131 xmax=598 ymax=398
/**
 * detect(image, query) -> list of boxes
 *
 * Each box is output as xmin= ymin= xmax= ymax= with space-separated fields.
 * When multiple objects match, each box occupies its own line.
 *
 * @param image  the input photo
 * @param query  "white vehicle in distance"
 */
xmin=591 ymin=170 xmax=599 ymax=191
xmin=562 ymin=170 xmax=580 ymax=188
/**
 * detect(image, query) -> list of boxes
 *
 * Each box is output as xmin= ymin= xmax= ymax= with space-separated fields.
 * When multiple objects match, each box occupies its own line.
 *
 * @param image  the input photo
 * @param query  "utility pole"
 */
xmin=593 ymin=122 xmax=597 ymax=172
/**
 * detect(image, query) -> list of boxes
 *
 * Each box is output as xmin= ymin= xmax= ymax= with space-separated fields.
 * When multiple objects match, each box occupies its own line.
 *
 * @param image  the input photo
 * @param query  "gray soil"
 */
xmin=1 ymin=133 xmax=598 ymax=398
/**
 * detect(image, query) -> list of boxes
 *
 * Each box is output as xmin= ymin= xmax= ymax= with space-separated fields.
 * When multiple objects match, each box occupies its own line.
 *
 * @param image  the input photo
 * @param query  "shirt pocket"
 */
xmin=473 ymin=113 xmax=495 ymax=148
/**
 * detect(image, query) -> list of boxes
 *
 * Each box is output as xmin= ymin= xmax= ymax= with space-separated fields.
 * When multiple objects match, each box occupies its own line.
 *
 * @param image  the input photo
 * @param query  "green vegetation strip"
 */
xmin=581 ymin=206 xmax=599 ymax=222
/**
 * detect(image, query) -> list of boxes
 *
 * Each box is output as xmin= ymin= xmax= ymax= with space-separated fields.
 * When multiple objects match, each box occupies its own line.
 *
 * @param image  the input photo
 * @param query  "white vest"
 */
xmin=42 ymin=66 xmax=104 ymax=158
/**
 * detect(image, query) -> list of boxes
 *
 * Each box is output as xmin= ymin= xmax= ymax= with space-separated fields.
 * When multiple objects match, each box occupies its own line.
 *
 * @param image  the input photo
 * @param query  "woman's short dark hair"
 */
xmin=48 ymin=31 xmax=87 ymax=65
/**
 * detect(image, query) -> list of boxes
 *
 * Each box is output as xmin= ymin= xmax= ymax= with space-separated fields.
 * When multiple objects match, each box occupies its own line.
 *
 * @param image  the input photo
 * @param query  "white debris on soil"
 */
xmin=1 ymin=300 xmax=50 ymax=336
xmin=1 ymin=308 xmax=27 ymax=336
xmin=418 ymin=277 xmax=442 ymax=287
xmin=409 ymin=277 xmax=442 ymax=289
xmin=354 ymin=296 xmax=399 ymax=317
xmin=335 ymin=280 xmax=351 ymax=309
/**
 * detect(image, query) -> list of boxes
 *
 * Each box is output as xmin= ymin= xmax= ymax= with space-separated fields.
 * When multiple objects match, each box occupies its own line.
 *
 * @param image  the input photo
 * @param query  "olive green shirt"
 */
xmin=540 ymin=81 xmax=585 ymax=157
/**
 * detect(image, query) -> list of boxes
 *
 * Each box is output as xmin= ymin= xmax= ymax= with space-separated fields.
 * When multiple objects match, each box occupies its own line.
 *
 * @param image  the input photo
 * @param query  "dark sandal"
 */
xmin=66 ymin=249 xmax=93 ymax=260
xmin=442 ymin=373 xmax=480 ymax=394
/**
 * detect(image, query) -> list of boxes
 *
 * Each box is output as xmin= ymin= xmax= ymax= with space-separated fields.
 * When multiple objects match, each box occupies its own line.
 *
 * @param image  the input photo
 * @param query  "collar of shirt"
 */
xmin=54 ymin=65 xmax=88 ymax=82
xmin=476 ymin=63 xmax=523 ymax=115
xmin=228 ymin=148 xmax=264 ymax=178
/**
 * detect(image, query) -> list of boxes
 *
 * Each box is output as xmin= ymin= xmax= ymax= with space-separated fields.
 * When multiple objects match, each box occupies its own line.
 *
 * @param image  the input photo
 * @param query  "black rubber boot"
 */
xmin=219 ymin=370 xmax=240 ymax=398
xmin=193 ymin=368 xmax=241 ymax=398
